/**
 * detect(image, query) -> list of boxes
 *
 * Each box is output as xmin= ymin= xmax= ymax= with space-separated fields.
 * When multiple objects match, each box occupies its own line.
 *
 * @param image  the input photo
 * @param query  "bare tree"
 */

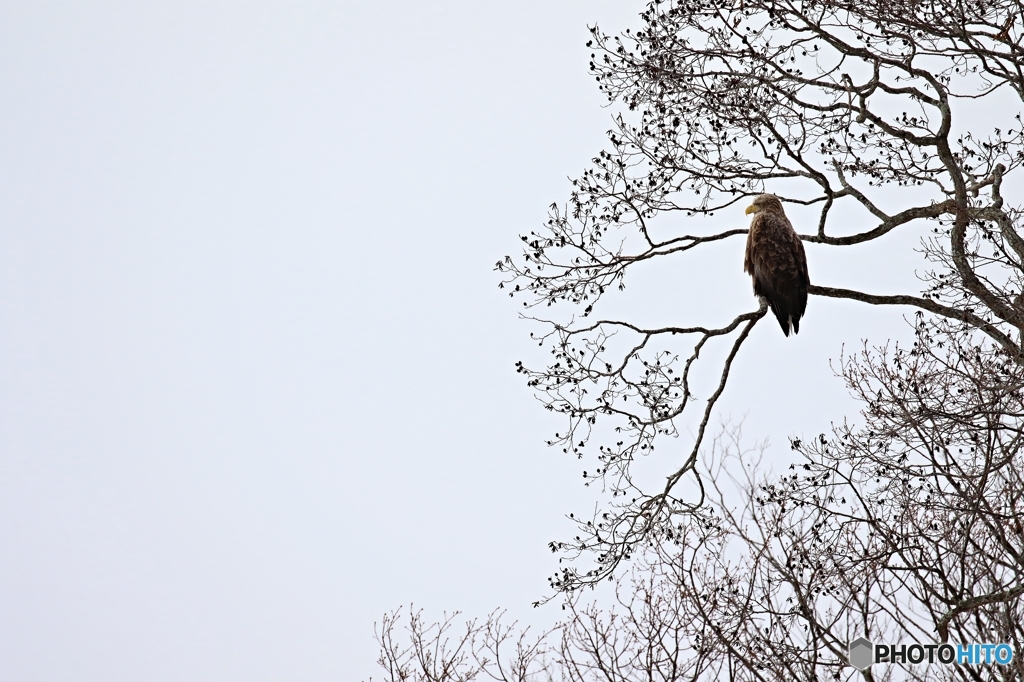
xmin=368 ymin=608 xmax=553 ymax=682
xmin=370 ymin=1 xmax=1024 ymax=678
xmin=495 ymin=0 xmax=1024 ymax=593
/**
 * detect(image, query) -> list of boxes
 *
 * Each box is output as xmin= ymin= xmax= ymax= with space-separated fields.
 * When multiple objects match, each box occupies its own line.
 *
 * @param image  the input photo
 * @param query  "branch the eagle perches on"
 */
xmin=496 ymin=0 xmax=1024 ymax=596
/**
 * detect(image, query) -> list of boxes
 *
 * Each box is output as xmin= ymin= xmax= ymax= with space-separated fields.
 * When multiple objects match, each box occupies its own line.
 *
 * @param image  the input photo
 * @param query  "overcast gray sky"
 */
xmin=0 ymin=2 xmax=931 ymax=680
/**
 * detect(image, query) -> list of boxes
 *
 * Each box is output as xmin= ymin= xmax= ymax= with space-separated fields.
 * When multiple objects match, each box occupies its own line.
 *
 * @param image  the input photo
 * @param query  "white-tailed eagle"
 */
xmin=743 ymin=194 xmax=809 ymax=336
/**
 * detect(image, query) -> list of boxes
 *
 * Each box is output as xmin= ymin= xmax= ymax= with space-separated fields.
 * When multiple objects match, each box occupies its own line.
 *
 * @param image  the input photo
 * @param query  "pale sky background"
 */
xmin=0 ymin=2 xmax=935 ymax=680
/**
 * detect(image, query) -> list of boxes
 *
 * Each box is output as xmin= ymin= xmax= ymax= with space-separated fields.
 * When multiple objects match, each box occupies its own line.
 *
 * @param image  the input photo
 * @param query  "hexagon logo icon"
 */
xmin=848 ymin=637 xmax=874 ymax=670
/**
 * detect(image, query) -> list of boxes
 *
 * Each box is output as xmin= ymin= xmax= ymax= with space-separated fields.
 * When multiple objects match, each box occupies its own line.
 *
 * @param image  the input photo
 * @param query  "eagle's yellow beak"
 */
xmin=745 ymin=204 xmax=759 ymax=215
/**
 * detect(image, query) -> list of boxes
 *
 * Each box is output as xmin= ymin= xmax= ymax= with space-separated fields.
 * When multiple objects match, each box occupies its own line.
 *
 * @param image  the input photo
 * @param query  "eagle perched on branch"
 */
xmin=743 ymin=194 xmax=809 ymax=336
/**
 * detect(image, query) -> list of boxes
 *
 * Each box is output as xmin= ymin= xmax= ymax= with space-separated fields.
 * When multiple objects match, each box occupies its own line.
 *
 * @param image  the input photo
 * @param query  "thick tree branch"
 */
xmin=809 ymin=284 xmax=1021 ymax=357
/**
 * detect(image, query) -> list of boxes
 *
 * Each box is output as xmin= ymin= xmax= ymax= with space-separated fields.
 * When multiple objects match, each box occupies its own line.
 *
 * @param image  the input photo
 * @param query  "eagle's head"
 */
xmin=745 ymin=193 xmax=784 ymax=215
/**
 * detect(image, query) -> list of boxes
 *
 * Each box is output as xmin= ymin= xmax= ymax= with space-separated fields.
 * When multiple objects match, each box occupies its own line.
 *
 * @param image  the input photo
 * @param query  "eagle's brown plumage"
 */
xmin=743 ymin=194 xmax=809 ymax=336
